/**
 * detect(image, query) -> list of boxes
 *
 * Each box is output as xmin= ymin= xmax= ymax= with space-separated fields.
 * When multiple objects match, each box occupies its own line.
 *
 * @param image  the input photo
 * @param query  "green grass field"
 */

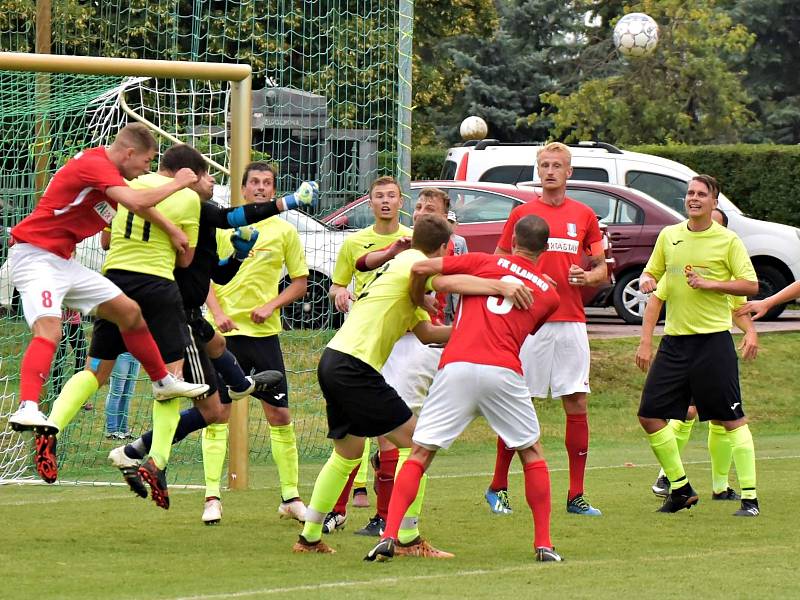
xmin=2 ymin=332 xmax=800 ymax=598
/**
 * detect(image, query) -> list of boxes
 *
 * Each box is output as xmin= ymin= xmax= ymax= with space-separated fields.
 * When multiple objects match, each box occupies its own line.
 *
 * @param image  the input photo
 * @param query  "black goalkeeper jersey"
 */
xmin=174 ymin=200 xmax=281 ymax=310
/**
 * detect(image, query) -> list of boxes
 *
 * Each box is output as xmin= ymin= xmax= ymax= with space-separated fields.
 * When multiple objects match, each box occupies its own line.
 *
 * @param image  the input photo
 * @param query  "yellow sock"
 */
xmin=354 ymin=438 xmax=371 ymax=489
xmin=49 ymin=371 xmax=98 ymax=431
xmin=647 ymin=425 xmax=687 ymax=487
xmin=202 ymin=423 xmax=229 ymax=498
xmin=728 ymin=424 xmax=757 ymax=500
xmin=270 ymin=423 xmax=300 ymax=500
xmin=149 ymin=398 xmax=180 ymax=469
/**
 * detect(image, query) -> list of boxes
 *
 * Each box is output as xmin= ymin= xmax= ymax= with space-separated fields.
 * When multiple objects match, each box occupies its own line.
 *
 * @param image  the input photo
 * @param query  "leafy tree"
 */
xmin=534 ymin=0 xmax=755 ymax=145
xmin=727 ymin=0 xmax=800 ymax=142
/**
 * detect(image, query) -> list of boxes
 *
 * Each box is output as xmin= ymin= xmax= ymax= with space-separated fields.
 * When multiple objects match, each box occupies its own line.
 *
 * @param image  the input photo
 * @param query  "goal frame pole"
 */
xmin=0 ymin=51 xmax=253 ymax=490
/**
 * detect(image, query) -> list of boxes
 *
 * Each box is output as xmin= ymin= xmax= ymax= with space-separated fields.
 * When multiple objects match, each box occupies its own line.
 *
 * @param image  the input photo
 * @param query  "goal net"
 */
xmin=0 ymin=0 xmax=405 ymax=487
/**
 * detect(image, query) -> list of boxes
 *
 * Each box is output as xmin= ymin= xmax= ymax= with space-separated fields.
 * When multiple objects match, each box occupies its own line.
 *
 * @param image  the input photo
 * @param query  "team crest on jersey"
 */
xmin=93 ymin=201 xmax=116 ymax=224
xmin=566 ymin=223 xmax=578 ymax=238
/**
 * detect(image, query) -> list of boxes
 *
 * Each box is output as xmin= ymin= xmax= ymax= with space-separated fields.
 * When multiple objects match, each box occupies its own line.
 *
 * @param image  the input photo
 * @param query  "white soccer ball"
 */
xmin=460 ymin=116 xmax=488 ymax=141
xmin=613 ymin=12 xmax=659 ymax=58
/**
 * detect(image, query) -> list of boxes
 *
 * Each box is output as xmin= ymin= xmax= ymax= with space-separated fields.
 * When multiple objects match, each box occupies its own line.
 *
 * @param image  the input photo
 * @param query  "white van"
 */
xmin=441 ymin=140 xmax=800 ymax=318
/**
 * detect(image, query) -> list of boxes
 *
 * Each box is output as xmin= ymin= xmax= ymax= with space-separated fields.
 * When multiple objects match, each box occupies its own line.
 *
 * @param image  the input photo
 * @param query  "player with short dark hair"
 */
xmin=635 ymin=175 xmax=760 ymax=517
xmin=293 ymin=214 xmax=533 ymax=555
xmin=366 ymin=214 xmax=563 ymax=563
xmin=206 ymin=162 xmax=315 ymax=522
xmin=8 ymin=125 xmax=207 ymax=479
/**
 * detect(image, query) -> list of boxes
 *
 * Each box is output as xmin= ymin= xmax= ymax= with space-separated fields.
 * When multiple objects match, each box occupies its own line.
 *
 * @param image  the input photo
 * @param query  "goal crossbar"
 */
xmin=0 ymin=52 xmax=251 ymax=205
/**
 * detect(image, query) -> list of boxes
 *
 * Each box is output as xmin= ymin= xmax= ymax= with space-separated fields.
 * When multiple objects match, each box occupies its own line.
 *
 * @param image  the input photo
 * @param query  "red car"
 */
xmin=324 ymin=180 xmax=683 ymax=323
xmin=323 ymin=181 xmax=615 ymax=311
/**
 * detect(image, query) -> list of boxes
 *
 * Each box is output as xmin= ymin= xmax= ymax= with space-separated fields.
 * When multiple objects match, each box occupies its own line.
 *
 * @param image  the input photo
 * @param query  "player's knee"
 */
xmin=685 ymin=405 xmax=698 ymax=420
xmin=31 ymin=316 xmax=63 ymax=344
xmin=205 ymin=332 xmax=226 ymax=359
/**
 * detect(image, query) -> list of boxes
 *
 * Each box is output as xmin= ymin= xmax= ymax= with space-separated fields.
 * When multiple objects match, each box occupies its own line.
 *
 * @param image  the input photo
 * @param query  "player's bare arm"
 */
xmin=568 ymin=248 xmax=607 ymax=287
xmin=639 ymin=271 xmax=657 ymax=293
xmin=106 ymin=167 xmax=198 ymax=211
xmin=412 ymin=320 xmax=451 ymax=345
xmin=251 ymin=276 xmax=307 ymax=324
xmin=684 ymin=270 xmax=758 ymax=296
xmin=355 ymin=237 xmax=412 ymax=272
xmin=733 ymin=310 xmax=758 ymax=361
xmin=329 ymin=283 xmax=355 ymax=312
xmin=635 ymin=294 xmax=664 ymax=372
xmin=737 ymin=279 xmax=800 ymax=320
xmin=206 ymin=287 xmax=237 ymax=333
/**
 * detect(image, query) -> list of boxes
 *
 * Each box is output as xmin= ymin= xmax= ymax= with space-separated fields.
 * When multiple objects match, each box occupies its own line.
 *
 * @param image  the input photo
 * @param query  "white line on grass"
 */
xmin=162 ymin=544 xmax=792 ymax=600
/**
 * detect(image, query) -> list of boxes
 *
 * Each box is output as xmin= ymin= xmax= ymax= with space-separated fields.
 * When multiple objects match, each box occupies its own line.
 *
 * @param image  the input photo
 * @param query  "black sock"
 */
xmin=211 ymin=349 xmax=250 ymax=392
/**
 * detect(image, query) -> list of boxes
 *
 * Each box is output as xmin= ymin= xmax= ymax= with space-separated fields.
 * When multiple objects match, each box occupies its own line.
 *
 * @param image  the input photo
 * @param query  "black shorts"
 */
xmin=185 ymin=308 xmax=216 ymax=345
xmin=182 ymin=323 xmax=217 ymax=399
xmin=224 ymin=335 xmax=288 ymax=407
xmin=90 ymin=270 xmax=188 ymax=364
xmin=318 ymin=348 xmax=413 ymax=439
xmin=639 ymin=332 xmax=745 ymax=422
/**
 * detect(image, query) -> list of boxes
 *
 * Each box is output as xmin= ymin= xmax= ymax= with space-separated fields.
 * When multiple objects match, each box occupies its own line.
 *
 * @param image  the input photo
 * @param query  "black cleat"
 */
xmin=251 ymin=370 xmax=284 ymax=394
xmin=651 ymin=474 xmax=670 ymax=498
xmin=138 ymin=458 xmax=169 ymax=509
xmin=322 ymin=511 xmax=347 ymax=534
xmin=354 ymin=514 xmax=385 ymax=536
xmin=364 ymin=537 xmax=395 ymax=562
xmin=712 ymin=487 xmax=741 ymax=501
xmin=33 ymin=427 xmax=58 ymax=484
xmin=657 ymin=483 xmax=699 ymax=513
xmin=108 ymin=446 xmax=147 ymax=498
xmin=733 ymin=498 xmax=760 ymax=517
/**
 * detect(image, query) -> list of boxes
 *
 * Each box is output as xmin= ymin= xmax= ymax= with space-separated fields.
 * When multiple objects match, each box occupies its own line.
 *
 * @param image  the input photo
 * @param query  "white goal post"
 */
xmin=0 ymin=52 xmax=253 ymax=489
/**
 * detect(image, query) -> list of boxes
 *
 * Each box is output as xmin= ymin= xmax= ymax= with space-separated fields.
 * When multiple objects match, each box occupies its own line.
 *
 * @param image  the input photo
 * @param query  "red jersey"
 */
xmin=497 ymin=197 xmax=601 ymax=323
xmin=438 ymin=252 xmax=559 ymax=375
xmin=11 ymin=147 xmax=127 ymax=259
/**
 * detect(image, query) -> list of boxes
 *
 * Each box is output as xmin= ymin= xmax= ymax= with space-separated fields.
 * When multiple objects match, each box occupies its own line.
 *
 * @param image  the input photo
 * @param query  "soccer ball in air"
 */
xmin=460 ymin=116 xmax=488 ymax=141
xmin=613 ymin=13 xmax=659 ymax=57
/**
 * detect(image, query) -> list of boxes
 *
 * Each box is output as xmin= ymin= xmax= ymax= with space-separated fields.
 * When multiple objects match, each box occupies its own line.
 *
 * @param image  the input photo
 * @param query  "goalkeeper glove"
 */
xmin=283 ymin=181 xmax=319 ymax=210
xmin=231 ymin=226 xmax=259 ymax=260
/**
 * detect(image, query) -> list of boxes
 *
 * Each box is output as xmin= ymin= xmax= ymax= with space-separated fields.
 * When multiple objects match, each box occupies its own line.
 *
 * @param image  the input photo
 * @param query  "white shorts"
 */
xmin=521 ymin=321 xmax=591 ymax=399
xmin=8 ymin=243 xmax=121 ymax=327
xmin=413 ymin=362 xmax=540 ymax=451
xmin=382 ymin=332 xmax=442 ymax=409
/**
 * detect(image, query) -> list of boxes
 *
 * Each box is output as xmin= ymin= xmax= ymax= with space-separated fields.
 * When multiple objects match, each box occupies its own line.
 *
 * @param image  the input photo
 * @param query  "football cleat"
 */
xmin=351 ymin=488 xmax=370 ymax=508
xmin=364 ymin=537 xmax=395 ymax=562
xmin=33 ymin=428 xmax=58 ymax=484
xmin=322 ymin=511 xmax=347 ymax=534
xmin=535 ymin=547 xmax=564 ymax=562
xmin=138 ymin=457 xmax=169 ymax=509
xmin=8 ymin=403 xmax=58 ymax=433
xmin=278 ymin=498 xmax=307 ymax=522
xmin=202 ymin=497 xmax=222 ymax=525
xmin=108 ymin=446 xmax=148 ymax=498
xmin=354 ymin=514 xmax=385 ymax=537
xmin=712 ymin=487 xmax=741 ymax=501
xmin=292 ymin=535 xmax=336 ymax=554
xmin=733 ymin=498 xmax=760 ymax=517
xmin=651 ymin=474 xmax=670 ymax=498
xmin=657 ymin=484 xmax=699 ymax=513
xmin=394 ymin=537 xmax=454 ymax=559
xmin=485 ymin=488 xmax=513 ymax=515
xmin=152 ymin=373 xmax=208 ymax=401
xmin=567 ymin=494 xmax=602 ymax=516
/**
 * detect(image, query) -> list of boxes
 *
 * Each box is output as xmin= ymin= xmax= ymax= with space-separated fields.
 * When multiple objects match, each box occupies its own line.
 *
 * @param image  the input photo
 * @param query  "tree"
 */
xmin=444 ymin=0 xmax=588 ymax=143
xmin=534 ymin=0 xmax=755 ymax=145
xmin=727 ymin=0 xmax=800 ymax=142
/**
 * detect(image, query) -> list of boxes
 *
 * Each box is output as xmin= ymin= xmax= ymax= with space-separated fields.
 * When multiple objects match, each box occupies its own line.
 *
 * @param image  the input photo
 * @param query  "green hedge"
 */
xmin=413 ymin=143 xmax=800 ymax=227
xmin=630 ymin=144 xmax=800 ymax=227
xmin=411 ymin=146 xmax=448 ymax=180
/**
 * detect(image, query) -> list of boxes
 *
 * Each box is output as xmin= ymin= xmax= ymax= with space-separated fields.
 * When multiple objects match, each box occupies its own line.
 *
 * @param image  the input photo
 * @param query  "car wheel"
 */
xmin=752 ymin=264 xmax=788 ymax=321
xmin=281 ymin=272 xmax=339 ymax=330
xmin=612 ymin=269 xmax=650 ymax=324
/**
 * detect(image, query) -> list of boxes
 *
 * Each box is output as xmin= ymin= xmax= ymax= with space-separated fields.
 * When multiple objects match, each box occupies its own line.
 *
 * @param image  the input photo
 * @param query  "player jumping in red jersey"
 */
xmin=366 ymin=214 xmax=564 ymax=563
xmin=8 ymin=124 xmax=209 ymax=441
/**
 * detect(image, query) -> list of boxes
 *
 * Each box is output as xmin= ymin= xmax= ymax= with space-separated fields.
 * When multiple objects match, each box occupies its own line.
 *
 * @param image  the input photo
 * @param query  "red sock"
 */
xmin=523 ymin=459 xmax=552 ymax=549
xmin=565 ymin=413 xmax=589 ymax=499
xmin=333 ymin=465 xmax=359 ymax=514
xmin=490 ymin=436 xmax=515 ymax=491
xmin=376 ymin=448 xmax=399 ymax=520
xmin=19 ymin=337 xmax=58 ymax=402
xmin=120 ymin=325 xmax=168 ymax=381
xmin=382 ymin=458 xmax=424 ymax=541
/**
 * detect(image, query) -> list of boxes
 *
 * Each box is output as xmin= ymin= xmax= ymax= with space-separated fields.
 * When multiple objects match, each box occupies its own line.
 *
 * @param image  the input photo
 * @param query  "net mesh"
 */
xmin=0 ymin=1 xmax=405 ymax=485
